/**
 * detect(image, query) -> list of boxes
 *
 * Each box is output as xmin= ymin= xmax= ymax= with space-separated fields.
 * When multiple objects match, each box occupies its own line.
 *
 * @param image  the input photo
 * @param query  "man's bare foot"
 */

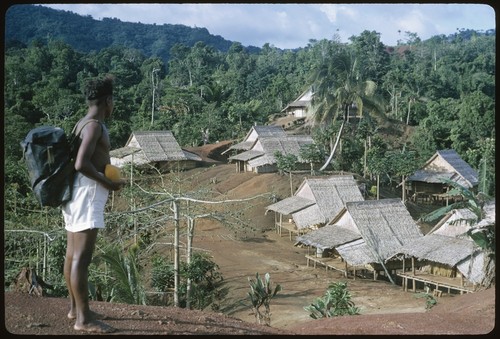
xmin=67 ymin=310 xmax=107 ymax=320
xmin=74 ymin=320 xmax=116 ymax=333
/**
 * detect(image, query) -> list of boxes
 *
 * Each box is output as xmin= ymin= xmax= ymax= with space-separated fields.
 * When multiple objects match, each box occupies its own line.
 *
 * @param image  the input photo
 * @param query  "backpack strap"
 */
xmin=71 ymin=118 xmax=103 ymax=138
xmin=69 ymin=119 xmax=104 ymax=155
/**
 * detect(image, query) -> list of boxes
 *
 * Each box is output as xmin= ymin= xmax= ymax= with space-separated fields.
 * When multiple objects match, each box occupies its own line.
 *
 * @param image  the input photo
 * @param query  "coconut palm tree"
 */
xmin=310 ymin=48 xmax=386 ymax=171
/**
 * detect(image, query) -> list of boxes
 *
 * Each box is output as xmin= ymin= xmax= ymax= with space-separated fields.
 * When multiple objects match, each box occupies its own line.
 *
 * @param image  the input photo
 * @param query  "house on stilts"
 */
xmin=386 ymin=200 xmax=495 ymax=296
xmin=265 ymin=175 xmax=364 ymax=240
xmin=295 ymin=199 xmax=424 ymax=281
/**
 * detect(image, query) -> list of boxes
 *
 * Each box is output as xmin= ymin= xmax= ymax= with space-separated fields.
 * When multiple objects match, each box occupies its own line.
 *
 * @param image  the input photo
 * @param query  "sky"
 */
xmin=41 ymin=3 xmax=495 ymax=49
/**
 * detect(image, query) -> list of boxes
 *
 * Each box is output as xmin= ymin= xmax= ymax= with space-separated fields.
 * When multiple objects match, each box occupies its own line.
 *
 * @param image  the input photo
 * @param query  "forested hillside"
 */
xmin=3 ymin=3 xmax=495 ymax=309
xmin=5 ymin=4 xmax=245 ymax=62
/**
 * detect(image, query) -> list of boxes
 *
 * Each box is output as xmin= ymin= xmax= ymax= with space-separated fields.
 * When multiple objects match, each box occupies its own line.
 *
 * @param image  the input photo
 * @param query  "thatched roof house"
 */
xmin=110 ymin=131 xmax=202 ymax=171
xmin=428 ymin=200 xmax=496 ymax=238
xmin=385 ymin=200 xmax=495 ymax=293
xmin=266 ymin=175 xmax=365 ymax=233
xmin=227 ymin=126 xmax=316 ymax=173
xmin=387 ymin=234 xmax=485 ymax=289
xmin=296 ymin=199 xmax=424 ymax=277
xmin=222 ymin=125 xmax=286 ymax=155
xmin=406 ymin=149 xmax=479 ymax=203
xmin=281 ymin=87 xmax=313 ymax=118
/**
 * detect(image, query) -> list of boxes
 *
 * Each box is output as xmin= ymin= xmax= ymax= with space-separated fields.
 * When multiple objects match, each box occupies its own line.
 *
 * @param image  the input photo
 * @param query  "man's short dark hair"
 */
xmin=84 ymin=74 xmax=114 ymax=101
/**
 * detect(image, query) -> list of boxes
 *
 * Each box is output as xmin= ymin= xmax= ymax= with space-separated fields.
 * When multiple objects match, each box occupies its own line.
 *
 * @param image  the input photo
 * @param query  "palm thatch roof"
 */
xmin=296 ymin=224 xmax=361 ymax=250
xmin=266 ymin=196 xmax=315 ymax=215
xmin=228 ymin=150 xmax=264 ymax=162
xmin=408 ymin=149 xmax=479 ymax=188
xmin=246 ymin=135 xmax=315 ymax=167
xmin=222 ymin=125 xmax=286 ymax=154
xmin=281 ymin=87 xmax=313 ymax=113
xmin=342 ymin=199 xmax=424 ymax=261
xmin=130 ymin=131 xmax=188 ymax=161
xmin=336 ymin=239 xmax=377 ymax=265
xmin=291 ymin=176 xmax=365 ymax=229
xmin=110 ymin=146 xmax=141 ymax=158
xmin=387 ymin=234 xmax=477 ymax=266
xmin=110 ymin=131 xmax=201 ymax=167
xmin=266 ymin=176 xmax=365 ymax=229
xmin=429 ymin=208 xmax=479 ymax=238
xmin=304 ymin=199 xmax=424 ymax=266
xmin=386 ymin=233 xmax=486 ymax=283
xmin=429 ymin=200 xmax=496 ymax=238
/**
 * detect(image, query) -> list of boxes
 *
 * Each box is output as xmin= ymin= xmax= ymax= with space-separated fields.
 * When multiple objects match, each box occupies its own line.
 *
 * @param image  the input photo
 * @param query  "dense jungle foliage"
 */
xmin=3 ymin=5 xmax=495 ymax=309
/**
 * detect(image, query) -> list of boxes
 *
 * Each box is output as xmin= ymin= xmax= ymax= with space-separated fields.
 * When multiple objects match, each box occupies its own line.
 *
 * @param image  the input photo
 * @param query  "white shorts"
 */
xmin=62 ymin=172 xmax=109 ymax=233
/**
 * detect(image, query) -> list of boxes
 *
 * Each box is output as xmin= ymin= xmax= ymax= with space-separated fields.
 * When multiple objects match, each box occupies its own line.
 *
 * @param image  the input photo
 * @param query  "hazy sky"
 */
xmin=41 ymin=3 xmax=495 ymax=49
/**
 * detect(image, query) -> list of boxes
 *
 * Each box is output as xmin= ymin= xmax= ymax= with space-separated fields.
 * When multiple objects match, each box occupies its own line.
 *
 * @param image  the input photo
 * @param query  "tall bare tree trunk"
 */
xmin=186 ymin=217 xmax=194 ymax=309
xmin=319 ymin=120 xmax=346 ymax=171
xmin=173 ymin=200 xmax=179 ymax=307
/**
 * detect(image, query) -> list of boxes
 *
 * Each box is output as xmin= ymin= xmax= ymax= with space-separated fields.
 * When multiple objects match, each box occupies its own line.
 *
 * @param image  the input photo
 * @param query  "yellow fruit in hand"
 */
xmin=105 ymin=164 xmax=122 ymax=182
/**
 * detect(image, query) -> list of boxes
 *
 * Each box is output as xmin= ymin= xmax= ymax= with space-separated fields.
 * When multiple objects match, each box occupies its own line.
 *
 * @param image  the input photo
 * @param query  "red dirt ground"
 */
xmin=4 ymin=144 xmax=496 ymax=336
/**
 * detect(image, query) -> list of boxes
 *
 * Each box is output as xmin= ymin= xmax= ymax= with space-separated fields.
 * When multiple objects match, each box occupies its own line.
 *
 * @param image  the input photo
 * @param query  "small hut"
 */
xmin=296 ymin=199 xmax=423 ymax=280
xmin=281 ymin=87 xmax=313 ymax=119
xmin=110 ymin=131 xmax=201 ymax=172
xmin=265 ymin=175 xmax=364 ymax=239
xmin=228 ymin=133 xmax=316 ymax=173
xmin=222 ymin=125 xmax=286 ymax=156
xmin=406 ymin=149 xmax=478 ymax=204
xmin=387 ymin=234 xmax=483 ymax=294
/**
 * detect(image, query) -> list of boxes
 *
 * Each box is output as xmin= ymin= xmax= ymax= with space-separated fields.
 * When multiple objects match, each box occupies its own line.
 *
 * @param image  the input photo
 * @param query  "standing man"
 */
xmin=62 ymin=74 xmax=124 ymax=333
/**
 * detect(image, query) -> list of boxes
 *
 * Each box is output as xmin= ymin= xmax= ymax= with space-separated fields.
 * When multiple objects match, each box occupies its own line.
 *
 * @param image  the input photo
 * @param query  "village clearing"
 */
xmin=4 ymin=156 xmax=495 ymax=335
xmin=125 ymin=158 xmax=464 ymax=327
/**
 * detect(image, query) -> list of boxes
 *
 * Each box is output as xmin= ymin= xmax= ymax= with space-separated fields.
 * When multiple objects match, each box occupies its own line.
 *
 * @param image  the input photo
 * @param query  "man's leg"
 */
xmin=64 ymin=231 xmax=76 ymax=319
xmin=71 ymin=229 xmax=115 ymax=333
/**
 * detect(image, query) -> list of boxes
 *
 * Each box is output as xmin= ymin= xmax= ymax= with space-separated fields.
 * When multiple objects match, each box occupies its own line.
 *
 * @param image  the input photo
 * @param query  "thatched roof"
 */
xmin=387 ymin=234 xmax=477 ymax=267
xmin=110 ymin=131 xmax=201 ymax=167
xmin=292 ymin=204 xmax=325 ymax=228
xmin=266 ymin=176 xmax=364 ymax=229
xmin=109 ymin=146 xmax=141 ymax=158
xmin=183 ymin=150 xmax=203 ymax=161
xmin=266 ymin=196 xmax=315 ymax=215
xmin=342 ymin=199 xmax=424 ymax=261
xmin=130 ymin=131 xmax=188 ymax=162
xmin=223 ymin=125 xmax=286 ymax=154
xmin=336 ymin=239 xmax=377 ymax=266
xmin=429 ymin=208 xmax=479 ymax=238
xmin=308 ymin=176 xmax=365 ymax=221
xmin=408 ymin=149 xmax=478 ymax=188
xmin=297 ymin=198 xmax=424 ymax=266
xmin=249 ymin=135 xmax=314 ymax=166
xmin=296 ymin=224 xmax=361 ymax=250
xmin=429 ymin=200 xmax=496 ymax=237
xmin=291 ymin=176 xmax=365 ymax=229
xmin=228 ymin=150 xmax=264 ymax=162
xmin=225 ymin=140 xmax=255 ymax=152
xmin=281 ymin=87 xmax=313 ymax=112
xmin=407 ymin=170 xmax=455 ymax=183
xmin=231 ymin=134 xmax=315 ymax=168
xmin=252 ymin=125 xmax=287 ymax=137
xmin=304 ymin=199 xmax=424 ymax=266
xmin=282 ymin=100 xmax=309 ymax=111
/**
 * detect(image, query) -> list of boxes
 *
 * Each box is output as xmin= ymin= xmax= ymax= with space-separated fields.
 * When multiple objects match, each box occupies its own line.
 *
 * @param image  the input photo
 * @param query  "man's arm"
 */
xmin=74 ymin=122 xmax=122 ymax=191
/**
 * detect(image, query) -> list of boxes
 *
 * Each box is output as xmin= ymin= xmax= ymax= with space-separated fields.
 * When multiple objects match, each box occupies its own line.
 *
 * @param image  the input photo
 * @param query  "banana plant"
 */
xmin=304 ymin=281 xmax=359 ymax=319
xmin=247 ymin=272 xmax=282 ymax=326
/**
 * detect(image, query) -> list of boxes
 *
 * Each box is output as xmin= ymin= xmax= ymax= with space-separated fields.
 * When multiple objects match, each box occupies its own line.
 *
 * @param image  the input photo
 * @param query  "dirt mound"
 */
xmin=4 ymin=287 xmax=496 ymax=335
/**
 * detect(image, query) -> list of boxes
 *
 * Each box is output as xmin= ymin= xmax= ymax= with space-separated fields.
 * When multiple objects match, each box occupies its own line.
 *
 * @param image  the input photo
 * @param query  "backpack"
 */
xmin=20 ymin=119 xmax=100 ymax=207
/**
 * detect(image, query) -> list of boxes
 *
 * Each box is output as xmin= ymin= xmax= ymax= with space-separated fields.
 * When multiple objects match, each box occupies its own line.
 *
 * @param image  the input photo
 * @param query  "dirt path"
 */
xmin=193 ymin=218 xmax=429 ymax=329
